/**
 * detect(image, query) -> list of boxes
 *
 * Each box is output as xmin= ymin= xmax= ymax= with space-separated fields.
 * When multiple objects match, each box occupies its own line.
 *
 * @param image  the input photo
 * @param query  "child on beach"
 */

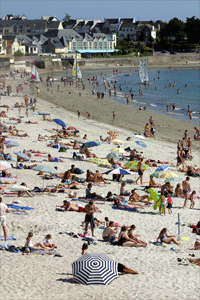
xmin=166 ymin=194 xmax=173 ymax=214
xmin=189 ymin=190 xmax=196 ymax=208
xmin=159 ymin=191 xmax=166 ymax=215
xmin=43 ymin=234 xmax=57 ymax=248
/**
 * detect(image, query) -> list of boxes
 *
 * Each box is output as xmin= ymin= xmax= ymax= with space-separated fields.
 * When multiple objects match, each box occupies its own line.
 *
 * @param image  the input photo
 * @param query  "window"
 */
xmin=99 ymin=42 xmax=102 ymax=49
xmin=27 ymin=29 xmax=31 ymax=33
xmin=13 ymin=25 xmax=17 ymax=33
xmin=109 ymin=42 xmax=112 ymax=49
xmin=5 ymin=30 xmax=9 ymax=33
xmin=104 ymin=42 xmax=107 ymax=49
xmin=34 ymin=47 xmax=36 ymax=51
xmin=19 ymin=25 xmax=23 ymax=31
xmin=127 ymin=29 xmax=129 ymax=32
xmin=89 ymin=42 xmax=92 ymax=49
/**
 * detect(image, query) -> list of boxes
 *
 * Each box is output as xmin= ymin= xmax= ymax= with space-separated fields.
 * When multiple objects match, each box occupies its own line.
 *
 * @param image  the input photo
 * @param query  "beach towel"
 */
xmin=112 ymin=205 xmax=139 ymax=212
xmin=0 ymin=236 xmax=16 ymax=241
xmin=7 ymin=204 xmax=34 ymax=210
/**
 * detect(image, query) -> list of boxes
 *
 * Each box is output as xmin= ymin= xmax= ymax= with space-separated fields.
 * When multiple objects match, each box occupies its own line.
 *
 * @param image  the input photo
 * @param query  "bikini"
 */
xmin=160 ymin=234 xmax=166 ymax=243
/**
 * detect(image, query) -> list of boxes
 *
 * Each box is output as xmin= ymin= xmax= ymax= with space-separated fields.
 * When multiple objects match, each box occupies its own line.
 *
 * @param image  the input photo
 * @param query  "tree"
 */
xmin=62 ymin=13 xmax=71 ymax=28
xmin=14 ymin=50 xmax=24 ymax=57
xmin=185 ymin=16 xmax=200 ymax=44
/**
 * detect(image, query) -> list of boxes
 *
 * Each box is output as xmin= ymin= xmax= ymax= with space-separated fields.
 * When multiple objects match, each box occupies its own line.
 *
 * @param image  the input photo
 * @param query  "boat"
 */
xmin=31 ymin=62 xmax=40 ymax=82
xmin=139 ymin=59 xmax=148 ymax=84
xmin=72 ymin=53 xmax=82 ymax=82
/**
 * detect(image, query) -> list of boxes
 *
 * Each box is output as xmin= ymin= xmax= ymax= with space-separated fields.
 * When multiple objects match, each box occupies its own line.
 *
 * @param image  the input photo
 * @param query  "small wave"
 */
xmin=175 ymin=108 xmax=182 ymax=110
xmin=150 ymin=104 xmax=157 ymax=106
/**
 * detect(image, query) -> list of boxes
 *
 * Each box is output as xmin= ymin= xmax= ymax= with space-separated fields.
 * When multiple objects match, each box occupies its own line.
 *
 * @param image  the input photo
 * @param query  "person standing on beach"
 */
xmin=189 ymin=110 xmax=192 ymax=122
xmin=135 ymin=158 xmax=144 ymax=185
xmin=182 ymin=177 xmax=191 ymax=209
xmin=77 ymin=110 xmax=80 ymax=119
xmin=0 ymin=197 xmax=9 ymax=241
xmin=84 ymin=200 xmax=100 ymax=237
xmin=112 ymin=111 xmax=115 ymax=121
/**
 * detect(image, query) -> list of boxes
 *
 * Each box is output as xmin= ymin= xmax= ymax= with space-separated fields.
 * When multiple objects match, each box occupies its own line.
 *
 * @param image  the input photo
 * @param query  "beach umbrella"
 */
xmin=111 ymin=148 xmax=125 ymax=153
xmin=124 ymin=161 xmax=149 ymax=171
xmin=103 ymin=168 xmax=131 ymax=175
xmin=72 ymin=253 xmax=118 ymax=285
xmin=81 ymin=141 xmax=100 ymax=149
xmin=160 ymin=172 xmax=179 ymax=179
xmin=32 ymin=165 xmax=59 ymax=174
xmin=136 ymin=141 xmax=147 ymax=147
xmin=111 ymin=139 xmax=124 ymax=144
xmin=67 ymin=126 xmax=76 ymax=130
xmin=87 ymin=158 xmax=111 ymax=168
xmin=14 ymin=152 xmax=30 ymax=161
xmin=107 ymin=131 xmax=119 ymax=136
xmin=164 ymin=177 xmax=182 ymax=183
xmin=9 ymin=184 xmax=30 ymax=191
xmin=4 ymin=140 xmax=20 ymax=148
xmin=0 ymin=161 xmax=11 ymax=171
xmin=53 ymin=119 xmax=66 ymax=128
xmin=152 ymin=171 xmax=163 ymax=178
xmin=106 ymin=151 xmax=121 ymax=159
xmin=155 ymin=165 xmax=170 ymax=172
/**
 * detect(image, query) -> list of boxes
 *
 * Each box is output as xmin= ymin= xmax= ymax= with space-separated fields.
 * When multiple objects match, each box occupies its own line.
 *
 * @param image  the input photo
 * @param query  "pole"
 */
xmin=177 ymin=213 xmax=181 ymax=241
xmin=76 ymin=50 xmax=77 ymax=89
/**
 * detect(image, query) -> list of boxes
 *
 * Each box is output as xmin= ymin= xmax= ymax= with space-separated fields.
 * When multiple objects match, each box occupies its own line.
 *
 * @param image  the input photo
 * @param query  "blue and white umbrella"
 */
xmin=14 ymin=152 xmax=30 ymax=161
xmin=4 ymin=141 xmax=20 ymax=148
xmin=72 ymin=253 xmax=118 ymax=285
xmin=155 ymin=165 xmax=170 ymax=172
xmin=32 ymin=165 xmax=59 ymax=174
xmin=53 ymin=118 xmax=66 ymax=128
xmin=103 ymin=168 xmax=131 ymax=175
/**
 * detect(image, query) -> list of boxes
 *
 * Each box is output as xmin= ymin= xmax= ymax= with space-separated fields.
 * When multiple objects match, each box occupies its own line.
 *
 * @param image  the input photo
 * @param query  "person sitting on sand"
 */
xmin=43 ymin=234 xmax=57 ymax=248
xmin=174 ymin=183 xmax=184 ymax=197
xmin=117 ymin=226 xmax=146 ymax=247
xmin=157 ymin=228 xmax=180 ymax=245
xmin=86 ymin=170 xmax=95 ymax=182
xmin=48 ymin=154 xmax=63 ymax=162
xmin=161 ymin=182 xmax=173 ymax=196
xmin=82 ymin=148 xmax=97 ymax=158
xmin=149 ymin=175 xmax=162 ymax=188
xmin=120 ymin=182 xmax=130 ymax=196
xmin=25 ymin=232 xmax=55 ymax=251
xmin=94 ymin=170 xmax=107 ymax=183
xmin=127 ymin=225 xmax=147 ymax=247
xmin=102 ymin=221 xmax=119 ymax=242
xmin=81 ymin=243 xmax=88 ymax=255
xmin=129 ymin=189 xmax=152 ymax=204
xmin=18 ymin=182 xmax=33 ymax=197
xmin=61 ymin=171 xmax=76 ymax=183
xmin=85 ymin=183 xmax=103 ymax=199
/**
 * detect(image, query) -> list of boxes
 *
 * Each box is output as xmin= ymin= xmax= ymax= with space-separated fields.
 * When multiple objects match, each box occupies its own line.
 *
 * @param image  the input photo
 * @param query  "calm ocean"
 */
xmin=91 ymin=68 xmax=200 ymax=125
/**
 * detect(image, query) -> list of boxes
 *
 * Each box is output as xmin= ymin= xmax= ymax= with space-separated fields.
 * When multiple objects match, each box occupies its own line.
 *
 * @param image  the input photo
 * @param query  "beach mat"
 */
xmin=112 ymin=205 xmax=139 ymax=212
xmin=0 ymin=236 xmax=16 ymax=241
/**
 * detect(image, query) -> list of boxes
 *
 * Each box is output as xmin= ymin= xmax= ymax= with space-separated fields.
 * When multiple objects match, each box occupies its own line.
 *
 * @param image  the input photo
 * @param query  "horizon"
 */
xmin=0 ymin=0 xmax=199 ymax=23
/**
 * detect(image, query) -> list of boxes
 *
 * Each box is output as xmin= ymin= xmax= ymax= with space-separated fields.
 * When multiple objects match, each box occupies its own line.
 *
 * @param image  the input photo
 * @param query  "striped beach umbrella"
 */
xmin=72 ymin=253 xmax=118 ymax=285
xmin=104 ymin=168 xmax=131 ymax=175
xmin=124 ymin=161 xmax=149 ymax=171
xmin=106 ymin=151 xmax=121 ymax=159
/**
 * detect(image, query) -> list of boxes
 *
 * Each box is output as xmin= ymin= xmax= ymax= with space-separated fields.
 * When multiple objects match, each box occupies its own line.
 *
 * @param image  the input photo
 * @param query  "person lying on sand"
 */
xmin=114 ymin=197 xmax=147 ymax=209
xmin=25 ymin=232 xmax=55 ymax=250
xmin=81 ymin=148 xmax=97 ymax=158
xmin=25 ymin=121 xmax=38 ymax=124
xmin=29 ymin=150 xmax=47 ymax=154
xmin=56 ymin=200 xmax=85 ymax=212
xmin=48 ymin=154 xmax=63 ymax=162
xmin=129 ymin=189 xmax=153 ymax=204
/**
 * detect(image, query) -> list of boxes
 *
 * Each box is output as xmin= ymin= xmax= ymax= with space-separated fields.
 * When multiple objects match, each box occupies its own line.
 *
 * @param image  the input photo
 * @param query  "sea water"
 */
xmin=94 ymin=68 xmax=200 ymax=125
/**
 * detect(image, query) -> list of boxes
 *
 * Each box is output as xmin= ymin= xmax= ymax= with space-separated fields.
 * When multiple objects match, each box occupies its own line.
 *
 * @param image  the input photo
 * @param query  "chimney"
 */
xmin=158 ymin=24 xmax=160 ymax=30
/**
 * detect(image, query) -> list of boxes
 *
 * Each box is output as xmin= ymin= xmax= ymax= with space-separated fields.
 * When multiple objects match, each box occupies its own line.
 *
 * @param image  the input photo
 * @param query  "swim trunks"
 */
xmin=183 ymin=190 xmax=188 ymax=194
xmin=85 ymin=213 xmax=95 ymax=228
xmin=138 ymin=170 xmax=143 ymax=176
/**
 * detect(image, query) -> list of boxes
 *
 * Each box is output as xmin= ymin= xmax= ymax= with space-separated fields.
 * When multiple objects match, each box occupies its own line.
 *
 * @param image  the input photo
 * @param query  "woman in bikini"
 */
xmin=127 ymin=225 xmax=147 ymax=247
xmin=157 ymin=228 xmax=180 ymax=245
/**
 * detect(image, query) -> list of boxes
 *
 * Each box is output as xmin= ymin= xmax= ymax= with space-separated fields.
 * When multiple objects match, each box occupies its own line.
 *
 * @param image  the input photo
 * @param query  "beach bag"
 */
xmin=74 ymin=168 xmax=84 ymax=174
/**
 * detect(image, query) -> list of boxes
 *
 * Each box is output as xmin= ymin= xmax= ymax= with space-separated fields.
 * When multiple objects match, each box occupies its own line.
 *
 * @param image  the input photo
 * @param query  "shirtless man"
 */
xmin=176 ymin=147 xmax=182 ymax=168
xmin=84 ymin=200 xmax=101 ymax=236
xmin=135 ymin=158 xmax=144 ymax=184
xmin=102 ymin=221 xmax=119 ymax=242
xmin=149 ymin=116 xmax=154 ymax=129
xmin=182 ymin=177 xmax=191 ymax=208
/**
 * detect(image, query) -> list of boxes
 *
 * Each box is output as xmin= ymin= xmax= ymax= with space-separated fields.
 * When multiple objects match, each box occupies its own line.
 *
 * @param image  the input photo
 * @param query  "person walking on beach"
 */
xmin=159 ymin=191 xmax=166 ymax=215
xmin=135 ymin=158 xmax=144 ymax=185
xmin=189 ymin=110 xmax=192 ymax=122
xmin=112 ymin=111 xmax=115 ymax=121
xmin=182 ymin=177 xmax=191 ymax=209
xmin=0 ymin=197 xmax=9 ymax=241
xmin=84 ymin=200 xmax=100 ymax=237
xmin=77 ymin=110 xmax=80 ymax=119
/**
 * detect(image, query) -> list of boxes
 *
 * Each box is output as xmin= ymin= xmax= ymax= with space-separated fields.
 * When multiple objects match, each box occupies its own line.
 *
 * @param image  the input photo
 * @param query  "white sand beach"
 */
xmin=0 ymin=72 xmax=200 ymax=300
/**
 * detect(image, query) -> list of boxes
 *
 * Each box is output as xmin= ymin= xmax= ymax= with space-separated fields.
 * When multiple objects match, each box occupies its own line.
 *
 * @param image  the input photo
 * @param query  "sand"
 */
xmin=0 ymin=72 xmax=200 ymax=300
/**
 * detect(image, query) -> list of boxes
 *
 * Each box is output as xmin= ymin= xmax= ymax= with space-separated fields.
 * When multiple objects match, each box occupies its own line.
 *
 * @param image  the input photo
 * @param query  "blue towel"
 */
xmin=0 ymin=236 xmax=16 ymax=240
xmin=7 ymin=204 xmax=34 ymax=210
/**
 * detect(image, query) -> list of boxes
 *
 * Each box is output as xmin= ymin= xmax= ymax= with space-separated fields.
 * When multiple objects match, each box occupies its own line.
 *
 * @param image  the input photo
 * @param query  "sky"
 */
xmin=0 ymin=0 xmax=199 ymax=23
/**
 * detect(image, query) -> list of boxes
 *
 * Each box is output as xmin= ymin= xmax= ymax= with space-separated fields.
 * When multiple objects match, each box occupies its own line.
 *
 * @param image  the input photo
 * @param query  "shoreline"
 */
xmin=30 ymin=68 xmax=200 ymax=152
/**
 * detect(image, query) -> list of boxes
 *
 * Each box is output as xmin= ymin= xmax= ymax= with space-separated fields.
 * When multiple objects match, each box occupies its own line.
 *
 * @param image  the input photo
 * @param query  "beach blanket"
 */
xmin=7 ymin=204 xmax=34 ymax=210
xmin=0 ymin=236 xmax=16 ymax=241
xmin=112 ymin=205 xmax=139 ymax=212
xmin=66 ymin=232 xmax=94 ymax=245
